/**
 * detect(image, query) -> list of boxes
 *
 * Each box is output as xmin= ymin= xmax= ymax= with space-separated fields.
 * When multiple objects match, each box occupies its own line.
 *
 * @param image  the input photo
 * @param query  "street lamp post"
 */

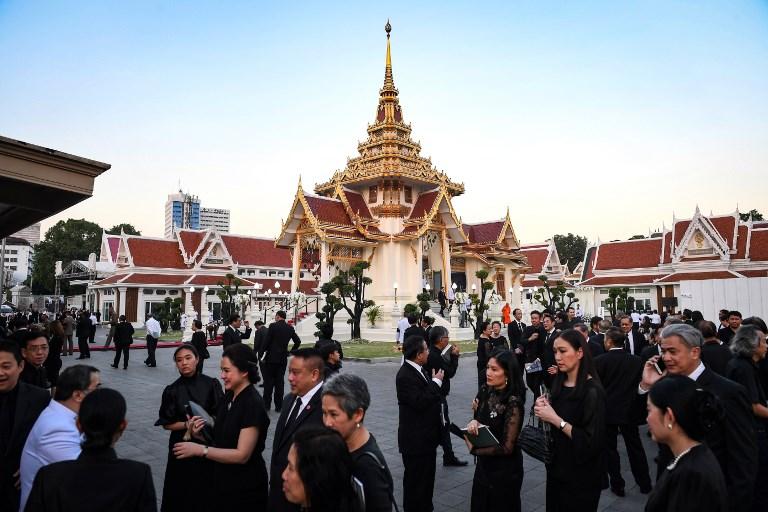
xmin=183 ymin=286 xmax=196 ymax=342
xmin=393 ymin=282 xmax=398 ymax=306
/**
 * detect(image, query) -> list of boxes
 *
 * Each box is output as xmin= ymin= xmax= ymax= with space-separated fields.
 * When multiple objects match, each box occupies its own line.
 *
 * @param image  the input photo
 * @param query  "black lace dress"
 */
xmin=470 ymin=386 xmax=524 ymax=512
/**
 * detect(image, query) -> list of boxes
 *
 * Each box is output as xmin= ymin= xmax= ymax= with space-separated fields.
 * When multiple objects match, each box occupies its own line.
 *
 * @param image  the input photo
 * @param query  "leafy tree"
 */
xmin=314 ymin=281 xmax=344 ymax=338
xmin=471 ymin=269 xmax=495 ymax=337
xmin=416 ymin=291 xmax=432 ymax=322
xmin=328 ymin=261 xmax=374 ymax=339
xmin=31 ymin=219 xmax=102 ymax=294
xmin=216 ymin=273 xmax=243 ymax=320
xmin=739 ymin=209 xmax=764 ymax=222
xmin=106 ymin=223 xmax=141 ymax=235
xmin=152 ymin=297 xmax=183 ymax=332
xmin=553 ymin=233 xmax=588 ymax=272
xmin=532 ymin=275 xmax=578 ymax=312
xmin=604 ymin=287 xmax=635 ymax=319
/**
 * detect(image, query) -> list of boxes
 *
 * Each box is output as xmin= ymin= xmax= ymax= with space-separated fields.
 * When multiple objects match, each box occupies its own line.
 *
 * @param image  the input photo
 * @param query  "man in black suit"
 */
xmin=423 ymin=326 xmax=466 ymax=467
xmin=262 ymin=310 xmax=302 ymax=412
xmin=594 ymin=328 xmax=652 ymax=496
xmin=397 ymin=335 xmax=444 ymax=512
xmin=588 ymin=316 xmax=602 ymax=339
xmin=0 ymin=341 xmax=50 ymax=511
xmin=522 ymin=310 xmax=546 ymax=399
xmin=574 ymin=322 xmax=605 ymax=358
xmin=640 ymin=323 xmax=757 ymax=512
xmin=268 ymin=348 xmax=324 ymax=512
xmin=402 ymin=314 xmax=425 ymax=340
xmin=619 ymin=315 xmax=648 ymax=356
xmin=221 ymin=313 xmax=251 ymax=349
xmin=251 ymin=320 xmax=268 ymax=386
xmin=699 ymin=320 xmax=732 ymax=376
xmin=540 ymin=312 xmax=560 ymax=388
xmin=507 ymin=308 xmax=526 ymax=368
xmin=437 ymin=288 xmax=447 ymax=317
xmin=718 ymin=310 xmax=742 ymax=345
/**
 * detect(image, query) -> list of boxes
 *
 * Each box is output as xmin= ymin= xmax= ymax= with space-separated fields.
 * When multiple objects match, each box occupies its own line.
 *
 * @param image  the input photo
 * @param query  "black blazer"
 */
xmin=624 ymin=329 xmax=648 ymax=356
xmin=263 ymin=321 xmax=301 ymax=364
xmin=221 ymin=325 xmax=252 ymax=349
xmin=593 ymin=349 xmax=645 ymax=425
xmin=700 ymin=342 xmax=732 ymax=377
xmin=1 ymin=382 xmax=50 ymax=511
xmin=190 ymin=330 xmax=209 ymax=358
xmin=424 ymin=345 xmax=459 ymax=397
xmin=658 ymin=368 xmax=757 ymax=512
xmin=113 ymin=321 xmax=135 ymax=346
xmin=396 ymin=362 xmax=443 ymax=455
xmin=268 ymin=387 xmax=324 ymax=512
xmin=522 ymin=324 xmax=546 ymax=363
xmin=252 ymin=325 xmax=268 ymax=355
xmin=24 ymin=447 xmax=156 ymax=512
xmin=507 ymin=320 xmax=526 ymax=351
xmin=587 ymin=334 xmax=606 ymax=358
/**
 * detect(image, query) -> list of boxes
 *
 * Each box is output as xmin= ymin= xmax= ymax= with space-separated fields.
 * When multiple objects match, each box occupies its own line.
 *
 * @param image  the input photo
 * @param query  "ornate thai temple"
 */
xmin=276 ymin=23 xmax=529 ymax=314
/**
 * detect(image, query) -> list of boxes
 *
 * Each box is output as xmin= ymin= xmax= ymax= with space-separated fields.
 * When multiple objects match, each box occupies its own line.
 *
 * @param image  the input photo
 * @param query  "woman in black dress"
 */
xmin=465 ymin=349 xmax=525 ymax=512
xmin=476 ymin=321 xmax=493 ymax=388
xmin=321 ymin=373 xmax=394 ymax=512
xmin=534 ymin=329 xmax=607 ymax=511
xmin=489 ymin=321 xmax=509 ymax=350
xmin=173 ymin=343 xmax=270 ymax=509
xmin=156 ymin=345 xmax=223 ymax=511
xmin=645 ymin=375 xmax=729 ymax=512
xmin=725 ymin=324 xmax=768 ymax=511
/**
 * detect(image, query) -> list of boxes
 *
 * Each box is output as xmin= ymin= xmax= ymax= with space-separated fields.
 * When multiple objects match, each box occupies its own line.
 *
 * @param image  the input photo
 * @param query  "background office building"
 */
xmin=200 ymin=207 xmax=230 ymax=233
xmin=164 ymin=191 xmax=201 ymax=238
xmin=11 ymin=222 xmax=41 ymax=246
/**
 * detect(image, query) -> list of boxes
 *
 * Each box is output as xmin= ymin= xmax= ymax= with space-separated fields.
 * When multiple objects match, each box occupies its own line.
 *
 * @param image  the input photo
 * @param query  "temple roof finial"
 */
xmin=383 ymin=20 xmax=395 ymax=92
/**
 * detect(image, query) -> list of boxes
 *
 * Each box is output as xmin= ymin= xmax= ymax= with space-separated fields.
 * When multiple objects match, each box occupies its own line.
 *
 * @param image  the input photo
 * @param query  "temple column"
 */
xmin=512 ymin=271 xmax=522 ymax=310
xmin=440 ymin=229 xmax=452 ymax=295
xmin=118 ymin=287 xmax=127 ymax=317
xmin=291 ymin=233 xmax=301 ymax=292
xmin=320 ymin=241 xmax=330 ymax=285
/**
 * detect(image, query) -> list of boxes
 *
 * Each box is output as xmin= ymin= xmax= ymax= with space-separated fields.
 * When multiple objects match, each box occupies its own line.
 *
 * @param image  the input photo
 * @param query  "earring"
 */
xmin=667 ymin=424 xmax=673 ymax=430
xmin=356 ymin=423 xmax=360 ymax=429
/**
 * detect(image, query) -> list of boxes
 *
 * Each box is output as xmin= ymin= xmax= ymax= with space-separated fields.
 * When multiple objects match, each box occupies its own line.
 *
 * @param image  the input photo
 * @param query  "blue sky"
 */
xmin=1 ymin=1 xmax=766 ymax=242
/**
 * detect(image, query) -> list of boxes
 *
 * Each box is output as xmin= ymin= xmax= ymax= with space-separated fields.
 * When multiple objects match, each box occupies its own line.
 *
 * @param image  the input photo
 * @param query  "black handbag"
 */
xmin=519 ymin=407 xmax=553 ymax=464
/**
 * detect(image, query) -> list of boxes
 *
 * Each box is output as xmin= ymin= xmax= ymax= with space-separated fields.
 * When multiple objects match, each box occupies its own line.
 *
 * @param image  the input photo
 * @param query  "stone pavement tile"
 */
xmin=61 ymin=341 xmax=656 ymax=510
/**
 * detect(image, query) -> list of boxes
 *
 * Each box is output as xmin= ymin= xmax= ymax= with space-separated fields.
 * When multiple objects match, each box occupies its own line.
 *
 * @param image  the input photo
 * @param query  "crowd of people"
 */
xmin=1 ymin=299 xmax=767 ymax=511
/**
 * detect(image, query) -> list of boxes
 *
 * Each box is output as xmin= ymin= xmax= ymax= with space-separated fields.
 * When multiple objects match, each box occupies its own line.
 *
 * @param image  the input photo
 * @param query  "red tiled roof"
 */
xmin=655 ymin=271 xmax=740 ymax=283
xmin=187 ymin=275 xmax=256 ymax=287
xmin=520 ymin=247 xmax=549 ymax=273
xmin=409 ymin=191 xmax=438 ymax=219
xmin=594 ymin=238 xmax=662 ymax=270
xmin=662 ymin=232 xmax=672 ymax=264
xmin=754 ymin=222 xmax=768 ymax=229
xmin=304 ymin=195 xmax=353 ymax=226
xmin=94 ymin=274 xmax=127 ymax=286
xmin=344 ymin=190 xmax=374 ymax=220
xmin=749 ymin=230 xmax=768 ymax=261
xmin=734 ymin=225 xmax=749 ymax=259
xmin=127 ymin=238 xmax=187 ymax=269
xmin=521 ymin=279 xmax=544 ymax=288
xmin=220 ymin=235 xmax=291 ymax=267
xmin=521 ymin=243 xmax=549 ymax=249
xmin=709 ymin=215 xmax=736 ymax=248
xmin=325 ymin=229 xmax=365 ymax=240
xmin=107 ymin=236 xmax=120 ymax=262
xmin=673 ymin=220 xmax=691 ymax=247
xmin=465 ymin=221 xmax=505 ymax=244
xmin=120 ymin=273 xmax=190 ymax=285
xmin=400 ymin=225 xmax=419 ymax=235
xmin=178 ymin=230 xmax=206 ymax=258
xmin=739 ymin=269 xmax=768 ymax=278
xmin=581 ymin=246 xmax=597 ymax=281
xmin=580 ymin=275 xmax=664 ymax=286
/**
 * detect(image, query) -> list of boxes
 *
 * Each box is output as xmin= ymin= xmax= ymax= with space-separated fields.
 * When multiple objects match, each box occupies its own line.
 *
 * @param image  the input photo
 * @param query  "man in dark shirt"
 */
xmin=699 ymin=320 xmax=732 ymax=376
xmin=221 ymin=314 xmax=251 ymax=349
xmin=403 ymin=314 xmax=425 ymax=341
xmin=17 ymin=330 xmax=50 ymax=390
xmin=262 ymin=310 xmax=302 ymax=412
xmin=0 ymin=340 xmax=50 ymax=511
xmin=423 ymin=326 xmax=466 ymax=467
xmin=522 ymin=310 xmax=547 ymax=399
xmin=718 ymin=310 xmax=742 ymax=345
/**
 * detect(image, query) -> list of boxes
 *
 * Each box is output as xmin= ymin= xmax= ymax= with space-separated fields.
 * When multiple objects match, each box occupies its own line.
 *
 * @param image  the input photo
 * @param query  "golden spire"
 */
xmin=383 ymin=20 xmax=395 ymax=91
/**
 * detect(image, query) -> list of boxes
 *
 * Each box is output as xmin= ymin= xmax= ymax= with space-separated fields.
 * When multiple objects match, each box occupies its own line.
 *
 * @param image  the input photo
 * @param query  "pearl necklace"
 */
xmin=666 ymin=443 xmax=699 ymax=471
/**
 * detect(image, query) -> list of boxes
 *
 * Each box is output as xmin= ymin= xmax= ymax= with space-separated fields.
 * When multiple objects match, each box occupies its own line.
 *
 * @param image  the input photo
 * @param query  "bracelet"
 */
xmin=202 ymin=445 xmax=209 ymax=458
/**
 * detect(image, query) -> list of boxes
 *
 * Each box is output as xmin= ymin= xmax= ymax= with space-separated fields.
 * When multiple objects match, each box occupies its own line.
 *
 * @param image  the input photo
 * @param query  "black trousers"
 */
xmin=77 ymin=336 xmax=90 ymax=357
xmin=88 ymin=326 xmax=96 ymax=343
xmin=545 ymin=475 xmax=601 ymax=511
xmin=145 ymin=335 xmax=158 ymax=366
xmin=402 ymin=452 xmax=436 ymax=512
xmin=605 ymin=423 xmax=651 ymax=490
xmin=113 ymin=345 xmax=129 ymax=368
xmin=439 ymin=397 xmax=456 ymax=460
xmin=263 ymin=362 xmax=287 ymax=411
xmin=196 ymin=359 xmax=204 ymax=375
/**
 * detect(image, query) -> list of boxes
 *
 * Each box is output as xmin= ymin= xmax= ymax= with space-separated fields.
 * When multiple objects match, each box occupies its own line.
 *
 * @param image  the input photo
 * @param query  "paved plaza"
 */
xmin=63 ymin=331 xmax=653 ymax=511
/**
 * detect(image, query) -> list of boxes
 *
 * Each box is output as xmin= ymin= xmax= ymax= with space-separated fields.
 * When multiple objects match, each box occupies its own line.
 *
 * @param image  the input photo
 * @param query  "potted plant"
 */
xmin=364 ymin=305 xmax=383 ymax=328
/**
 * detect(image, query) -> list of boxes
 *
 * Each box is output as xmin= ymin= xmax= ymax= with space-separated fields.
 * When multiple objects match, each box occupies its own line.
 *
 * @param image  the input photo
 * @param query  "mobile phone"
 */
xmin=652 ymin=361 xmax=663 ymax=375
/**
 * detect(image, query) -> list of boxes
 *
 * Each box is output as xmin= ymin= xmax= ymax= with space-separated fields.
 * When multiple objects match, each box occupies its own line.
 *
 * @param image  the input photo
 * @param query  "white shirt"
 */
xmin=397 ymin=317 xmax=410 ymax=343
xmin=146 ymin=317 xmax=162 ymax=338
xmin=688 ymin=361 xmax=706 ymax=381
xmin=20 ymin=401 xmax=82 ymax=511
xmin=89 ymin=314 xmax=97 ymax=326
xmin=631 ymin=312 xmax=641 ymax=323
xmin=405 ymin=359 xmax=443 ymax=387
xmin=651 ymin=313 xmax=661 ymax=324
xmin=627 ymin=331 xmax=637 ymax=354
xmin=291 ymin=381 xmax=323 ymax=417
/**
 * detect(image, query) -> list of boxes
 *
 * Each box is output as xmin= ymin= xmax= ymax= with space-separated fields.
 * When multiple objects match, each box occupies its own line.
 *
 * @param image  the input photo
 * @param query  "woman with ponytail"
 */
xmin=173 ymin=343 xmax=270 ymax=508
xmin=645 ymin=375 xmax=728 ymax=512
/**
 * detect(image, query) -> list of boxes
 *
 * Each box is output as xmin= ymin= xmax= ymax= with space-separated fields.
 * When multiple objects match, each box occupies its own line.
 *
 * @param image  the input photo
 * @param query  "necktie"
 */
xmin=421 ymin=368 xmax=430 ymax=382
xmin=285 ymin=397 xmax=303 ymax=428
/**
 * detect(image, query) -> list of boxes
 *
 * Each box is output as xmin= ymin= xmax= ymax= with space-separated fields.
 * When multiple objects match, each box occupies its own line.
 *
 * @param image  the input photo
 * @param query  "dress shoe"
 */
xmin=123 ymin=366 xmax=128 ymax=370
xmin=443 ymin=458 xmax=468 ymax=467
xmin=110 ymin=364 xmax=118 ymax=369
xmin=610 ymin=487 xmax=625 ymax=497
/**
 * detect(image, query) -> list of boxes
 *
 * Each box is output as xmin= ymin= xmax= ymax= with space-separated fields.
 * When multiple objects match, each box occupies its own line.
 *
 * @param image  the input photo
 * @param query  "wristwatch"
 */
xmin=559 ymin=420 xmax=567 ymax=431
xmin=202 ymin=445 xmax=209 ymax=458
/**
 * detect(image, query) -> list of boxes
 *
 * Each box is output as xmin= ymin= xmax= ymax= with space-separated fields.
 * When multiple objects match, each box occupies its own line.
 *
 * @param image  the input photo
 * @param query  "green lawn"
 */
xmin=132 ymin=328 xmax=185 ymax=342
xmin=342 ymin=340 xmax=476 ymax=359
